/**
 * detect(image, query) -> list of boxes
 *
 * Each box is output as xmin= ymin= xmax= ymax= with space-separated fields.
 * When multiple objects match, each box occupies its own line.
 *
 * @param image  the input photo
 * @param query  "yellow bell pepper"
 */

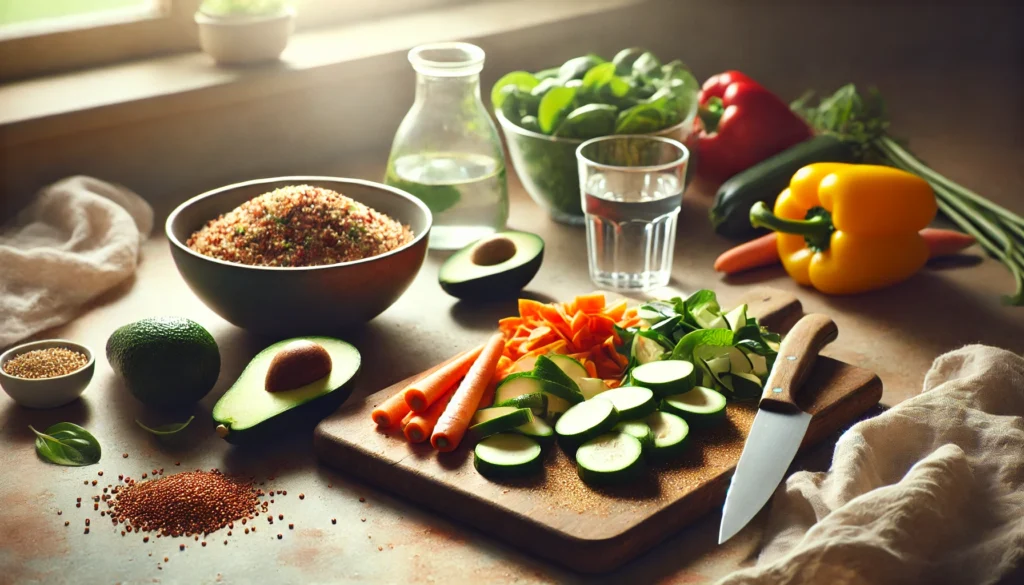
xmin=750 ymin=163 xmax=937 ymax=295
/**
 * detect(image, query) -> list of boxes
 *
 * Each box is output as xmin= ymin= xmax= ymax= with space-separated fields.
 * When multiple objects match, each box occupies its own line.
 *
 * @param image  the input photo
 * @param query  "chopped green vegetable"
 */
xmin=30 ymin=423 xmax=101 ymax=466
xmin=615 ymin=289 xmax=781 ymax=400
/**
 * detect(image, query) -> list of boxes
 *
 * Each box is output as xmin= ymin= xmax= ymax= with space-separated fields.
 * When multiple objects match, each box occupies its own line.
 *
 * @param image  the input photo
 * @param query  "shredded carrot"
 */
xmin=403 ymin=346 xmax=484 ymax=413
xmin=432 ymin=332 xmax=506 ymax=452
xmin=574 ymin=293 xmax=605 ymax=314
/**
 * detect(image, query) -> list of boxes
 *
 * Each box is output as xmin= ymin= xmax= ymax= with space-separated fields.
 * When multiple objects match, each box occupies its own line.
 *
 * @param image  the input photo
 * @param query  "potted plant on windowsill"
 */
xmin=195 ymin=0 xmax=296 ymax=65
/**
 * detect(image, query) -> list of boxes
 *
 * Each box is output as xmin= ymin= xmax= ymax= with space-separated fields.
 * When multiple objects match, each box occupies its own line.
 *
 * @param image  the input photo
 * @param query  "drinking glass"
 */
xmin=576 ymin=135 xmax=689 ymax=291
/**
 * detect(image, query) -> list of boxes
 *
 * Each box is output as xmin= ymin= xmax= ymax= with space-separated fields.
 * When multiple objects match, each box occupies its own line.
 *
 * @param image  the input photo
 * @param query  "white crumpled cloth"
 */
xmin=0 ymin=176 xmax=152 ymax=347
xmin=719 ymin=344 xmax=1024 ymax=585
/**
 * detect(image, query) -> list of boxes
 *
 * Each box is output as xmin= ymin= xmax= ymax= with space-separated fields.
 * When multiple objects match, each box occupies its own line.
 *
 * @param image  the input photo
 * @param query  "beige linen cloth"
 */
xmin=0 ymin=176 xmax=152 ymax=347
xmin=719 ymin=344 xmax=1024 ymax=585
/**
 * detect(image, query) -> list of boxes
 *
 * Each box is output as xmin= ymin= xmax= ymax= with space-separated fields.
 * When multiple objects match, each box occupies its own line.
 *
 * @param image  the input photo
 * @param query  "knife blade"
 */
xmin=718 ymin=313 xmax=838 ymax=544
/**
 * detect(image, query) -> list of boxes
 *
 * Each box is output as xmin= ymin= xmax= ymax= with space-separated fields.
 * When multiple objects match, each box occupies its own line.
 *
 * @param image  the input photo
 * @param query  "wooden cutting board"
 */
xmin=313 ymin=288 xmax=882 ymax=573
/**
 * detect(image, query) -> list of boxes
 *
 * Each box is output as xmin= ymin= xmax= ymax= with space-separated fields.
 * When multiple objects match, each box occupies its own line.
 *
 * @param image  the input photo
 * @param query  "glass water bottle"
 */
xmin=385 ymin=42 xmax=509 ymax=250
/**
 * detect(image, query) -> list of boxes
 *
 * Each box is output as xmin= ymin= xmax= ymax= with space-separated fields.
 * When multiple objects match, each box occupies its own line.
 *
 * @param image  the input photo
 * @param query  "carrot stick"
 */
xmin=404 ymin=345 xmax=484 ymax=413
xmin=431 ymin=332 xmax=506 ymax=452
xmin=714 ymin=228 xmax=978 ymax=275
xmin=921 ymin=228 xmax=976 ymax=258
xmin=404 ymin=388 xmax=455 ymax=443
xmin=372 ymin=389 xmax=414 ymax=428
xmin=400 ymin=411 xmax=414 ymax=428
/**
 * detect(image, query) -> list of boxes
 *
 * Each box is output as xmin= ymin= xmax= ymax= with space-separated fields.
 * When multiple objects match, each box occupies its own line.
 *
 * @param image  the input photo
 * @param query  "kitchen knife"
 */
xmin=718 ymin=313 xmax=838 ymax=544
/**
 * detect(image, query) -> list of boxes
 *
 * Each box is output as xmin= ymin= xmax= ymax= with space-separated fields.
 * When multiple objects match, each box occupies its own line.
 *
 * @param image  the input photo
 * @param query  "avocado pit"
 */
xmin=265 ymin=340 xmax=333 ymax=392
xmin=470 ymin=236 xmax=518 ymax=266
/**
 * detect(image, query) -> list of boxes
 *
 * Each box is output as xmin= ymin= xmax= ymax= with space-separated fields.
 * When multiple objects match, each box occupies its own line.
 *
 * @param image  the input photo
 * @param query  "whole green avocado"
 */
xmin=106 ymin=317 xmax=221 ymax=408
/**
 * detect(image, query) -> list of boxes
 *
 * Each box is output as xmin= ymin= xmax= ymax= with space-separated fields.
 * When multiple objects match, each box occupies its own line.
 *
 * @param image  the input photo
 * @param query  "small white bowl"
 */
xmin=195 ymin=8 xmax=296 ymax=65
xmin=0 ymin=340 xmax=95 ymax=409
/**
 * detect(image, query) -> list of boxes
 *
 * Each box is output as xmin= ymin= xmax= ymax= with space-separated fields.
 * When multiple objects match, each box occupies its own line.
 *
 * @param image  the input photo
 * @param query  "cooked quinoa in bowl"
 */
xmin=186 ymin=185 xmax=414 ymax=267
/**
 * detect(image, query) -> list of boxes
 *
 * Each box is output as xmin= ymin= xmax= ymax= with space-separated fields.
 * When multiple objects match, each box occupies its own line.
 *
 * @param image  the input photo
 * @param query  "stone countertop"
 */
xmin=2 ymin=76 xmax=1023 ymax=585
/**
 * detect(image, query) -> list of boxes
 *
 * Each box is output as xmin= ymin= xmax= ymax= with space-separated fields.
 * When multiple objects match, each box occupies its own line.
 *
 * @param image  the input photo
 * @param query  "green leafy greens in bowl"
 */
xmin=492 ymin=48 xmax=699 ymax=223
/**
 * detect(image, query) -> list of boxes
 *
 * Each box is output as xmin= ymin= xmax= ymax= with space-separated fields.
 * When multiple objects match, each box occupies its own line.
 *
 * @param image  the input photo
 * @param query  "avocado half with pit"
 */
xmin=438 ymin=231 xmax=544 ymax=300
xmin=213 ymin=337 xmax=360 ymax=445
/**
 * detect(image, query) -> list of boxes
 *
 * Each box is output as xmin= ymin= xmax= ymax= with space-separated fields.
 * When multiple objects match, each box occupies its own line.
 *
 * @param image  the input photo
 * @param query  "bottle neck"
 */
xmin=414 ymin=73 xmax=481 ymax=101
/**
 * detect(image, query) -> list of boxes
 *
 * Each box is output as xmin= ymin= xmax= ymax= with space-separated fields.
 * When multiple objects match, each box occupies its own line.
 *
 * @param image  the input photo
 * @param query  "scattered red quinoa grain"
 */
xmin=299 ymin=493 xmax=305 ymax=500
xmin=64 ymin=521 xmax=69 ymax=527
xmin=122 ymin=453 xmax=129 ymax=458
xmin=288 ymin=524 xmax=294 ymax=530
xmin=359 ymin=497 xmax=365 ymax=503
xmin=278 ymin=514 xmax=283 ymax=520
xmin=277 ymin=534 xmax=282 ymax=540
xmin=180 ymin=544 xmax=185 ymax=551
xmin=111 ymin=470 xmax=261 ymax=538
xmin=143 ymin=536 xmax=149 ymax=543
xmin=331 ymin=518 xmax=337 ymax=524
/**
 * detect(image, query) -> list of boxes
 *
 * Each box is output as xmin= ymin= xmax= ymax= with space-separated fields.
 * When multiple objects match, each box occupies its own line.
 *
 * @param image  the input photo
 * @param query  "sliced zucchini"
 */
xmin=729 ymin=371 xmax=763 ymax=399
xmin=745 ymin=351 xmax=769 ymax=377
xmin=575 ymin=432 xmax=644 ymax=485
xmin=645 ymin=411 xmax=690 ymax=458
xmin=723 ymin=304 xmax=748 ymax=333
xmin=594 ymin=386 xmax=656 ymax=420
xmin=631 ymin=334 xmax=666 ymax=365
xmin=474 ymin=434 xmax=543 ymax=479
xmin=578 ymin=377 xmax=610 ymax=400
xmin=469 ymin=407 xmax=534 ymax=440
xmin=660 ymin=386 xmax=727 ymax=428
xmin=692 ymin=306 xmax=720 ymax=329
xmin=493 ymin=373 xmax=544 ymax=404
xmin=630 ymin=360 xmax=696 ymax=396
xmin=532 ymin=356 xmax=584 ymax=403
xmin=554 ymin=399 xmax=619 ymax=451
xmin=515 ymin=417 xmax=554 ymax=444
xmin=493 ymin=392 xmax=547 ymax=416
xmin=613 ymin=420 xmax=654 ymax=450
xmin=548 ymin=354 xmax=587 ymax=386
xmin=546 ymin=394 xmax=571 ymax=421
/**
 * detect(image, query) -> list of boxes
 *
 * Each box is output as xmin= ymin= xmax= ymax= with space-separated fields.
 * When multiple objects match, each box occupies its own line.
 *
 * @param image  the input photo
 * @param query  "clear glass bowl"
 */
xmin=497 ymin=103 xmax=698 ymax=225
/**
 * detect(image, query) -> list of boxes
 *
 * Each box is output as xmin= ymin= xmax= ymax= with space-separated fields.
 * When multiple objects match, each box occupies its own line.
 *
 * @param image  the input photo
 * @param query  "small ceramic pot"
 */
xmin=195 ymin=7 xmax=296 ymax=65
xmin=0 ymin=340 xmax=95 ymax=409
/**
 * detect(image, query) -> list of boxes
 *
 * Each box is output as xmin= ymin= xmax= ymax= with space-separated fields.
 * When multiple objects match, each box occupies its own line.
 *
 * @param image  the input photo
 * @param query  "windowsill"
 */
xmin=0 ymin=0 xmax=637 ymax=146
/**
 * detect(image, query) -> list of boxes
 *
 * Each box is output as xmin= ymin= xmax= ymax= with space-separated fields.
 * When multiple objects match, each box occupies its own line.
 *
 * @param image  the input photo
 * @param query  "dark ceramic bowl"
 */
xmin=166 ymin=177 xmax=431 ymax=336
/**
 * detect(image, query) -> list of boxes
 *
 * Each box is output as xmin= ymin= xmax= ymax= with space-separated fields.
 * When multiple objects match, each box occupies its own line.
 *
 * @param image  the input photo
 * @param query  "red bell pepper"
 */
xmin=695 ymin=71 xmax=812 ymax=182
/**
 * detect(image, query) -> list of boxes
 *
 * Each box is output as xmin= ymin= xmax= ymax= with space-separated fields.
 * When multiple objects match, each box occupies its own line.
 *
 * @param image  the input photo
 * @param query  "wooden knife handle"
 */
xmin=759 ymin=313 xmax=838 ymax=413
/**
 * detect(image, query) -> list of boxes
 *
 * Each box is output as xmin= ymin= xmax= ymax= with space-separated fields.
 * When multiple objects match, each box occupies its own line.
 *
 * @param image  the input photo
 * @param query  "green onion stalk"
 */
xmin=791 ymin=84 xmax=1024 ymax=305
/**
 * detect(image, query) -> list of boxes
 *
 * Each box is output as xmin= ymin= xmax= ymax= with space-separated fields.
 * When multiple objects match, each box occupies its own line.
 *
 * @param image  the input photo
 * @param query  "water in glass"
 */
xmin=584 ymin=171 xmax=682 ymax=291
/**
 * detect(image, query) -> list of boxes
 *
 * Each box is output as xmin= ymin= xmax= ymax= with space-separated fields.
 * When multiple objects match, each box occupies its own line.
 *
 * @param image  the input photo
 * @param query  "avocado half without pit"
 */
xmin=438 ymin=231 xmax=544 ymax=300
xmin=213 ymin=337 xmax=360 ymax=444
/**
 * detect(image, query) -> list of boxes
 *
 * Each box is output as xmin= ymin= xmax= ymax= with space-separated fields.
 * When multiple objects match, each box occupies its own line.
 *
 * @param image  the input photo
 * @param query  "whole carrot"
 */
xmin=404 ymin=345 xmax=484 ymax=413
xmin=714 ymin=229 xmax=976 ymax=275
xmin=404 ymin=388 xmax=455 ymax=443
xmin=372 ymin=389 xmax=414 ymax=428
xmin=713 ymin=233 xmax=780 ymax=274
xmin=431 ymin=332 xmax=506 ymax=452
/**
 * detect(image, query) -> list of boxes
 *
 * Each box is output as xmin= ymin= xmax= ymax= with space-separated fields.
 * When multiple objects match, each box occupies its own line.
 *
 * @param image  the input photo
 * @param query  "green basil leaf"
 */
xmin=136 ymin=415 xmax=195 ymax=436
xmin=557 ymin=54 xmax=605 ymax=82
xmin=554 ymin=103 xmax=617 ymax=139
xmin=491 ymin=71 xmax=539 ymax=108
xmin=671 ymin=328 xmax=735 ymax=362
xmin=537 ymin=86 xmax=577 ymax=134
xmin=30 ymin=423 xmax=101 ymax=467
xmin=632 ymin=51 xmax=662 ymax=79
xmin=612 ymin=47 xmax=645 ymax=75
xmin=581 ymin=62 xmax=616 ymax=92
